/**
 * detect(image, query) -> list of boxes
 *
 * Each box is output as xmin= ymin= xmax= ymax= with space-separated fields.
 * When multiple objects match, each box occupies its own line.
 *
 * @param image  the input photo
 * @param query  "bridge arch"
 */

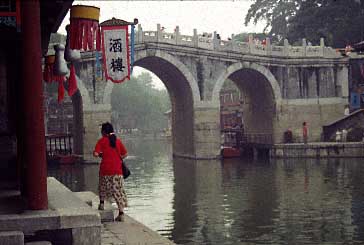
xmin=103 ymin=49 xmax=200 ymax=158
xmin=69 ymin=77 xmax=92 ymax=155
xmin=76 ymin=76 xmax=91 ymax=108
xmin=103 ymin=50 xmax=201 ymax=105
xmin=213 ymin=62 xmax=282 ymax=139
xmin=212 ymin=62 xmax=282 ymax=103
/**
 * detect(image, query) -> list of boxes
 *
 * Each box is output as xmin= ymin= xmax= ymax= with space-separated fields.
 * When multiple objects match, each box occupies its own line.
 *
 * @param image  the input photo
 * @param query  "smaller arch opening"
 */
xmin=219 ymin=68 xmax=276 ymax=151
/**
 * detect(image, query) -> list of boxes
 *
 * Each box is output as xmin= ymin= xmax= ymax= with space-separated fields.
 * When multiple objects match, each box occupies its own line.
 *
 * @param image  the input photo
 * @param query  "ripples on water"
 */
xmin=48 ymin=139 xmax=364 ymax=245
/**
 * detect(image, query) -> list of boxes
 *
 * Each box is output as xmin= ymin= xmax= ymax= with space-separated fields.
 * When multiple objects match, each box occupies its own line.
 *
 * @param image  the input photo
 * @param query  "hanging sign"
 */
xmin=101 ymin=25 xmax=130 ymax=83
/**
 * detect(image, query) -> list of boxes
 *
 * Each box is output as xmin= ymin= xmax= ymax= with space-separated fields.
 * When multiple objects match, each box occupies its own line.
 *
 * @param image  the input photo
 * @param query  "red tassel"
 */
xmin=57 ymin=76 xmax=65 ymax=103
xmin=43 ymin=64 xmax=54 ymax=83
xmin=69 ymin=19 xmax=101 ymax=51
xmin=96 ymin=27 xmax=101 ymax=51
xmin=82 ymin=21 xmax=88 ymax=50
xmin=68 ymin=64 xmax=78 ymax=96
xmin=43 ymin=65 xmax=50 ymax=83
xmin=88 ymin=22 xmax=93 ymax=50
xmin=77 ymin=21 xmax=82 ymax=49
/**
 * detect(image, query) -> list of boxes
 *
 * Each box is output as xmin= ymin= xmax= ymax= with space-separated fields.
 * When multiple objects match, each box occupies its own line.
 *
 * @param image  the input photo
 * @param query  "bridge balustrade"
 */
xmin=133 ymin=24 xmax=340 ymax=58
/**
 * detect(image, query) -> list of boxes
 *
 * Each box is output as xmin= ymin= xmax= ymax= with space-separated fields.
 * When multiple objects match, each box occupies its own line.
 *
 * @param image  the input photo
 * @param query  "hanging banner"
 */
xmin=101 ymin=25 xmax=130 ymax=83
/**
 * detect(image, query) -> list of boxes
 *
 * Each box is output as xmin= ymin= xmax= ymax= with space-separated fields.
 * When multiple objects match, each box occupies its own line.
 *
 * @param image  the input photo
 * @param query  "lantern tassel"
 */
xmin=56 ymin=76 xmax=65 ymax=103
xmin=70 ymin=19 xmax=101 ymax=51
xmin=68 ymin=64 xmax=78 ymax=96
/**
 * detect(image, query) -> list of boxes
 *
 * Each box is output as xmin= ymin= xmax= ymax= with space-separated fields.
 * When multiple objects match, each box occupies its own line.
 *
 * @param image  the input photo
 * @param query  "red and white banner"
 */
xmin=101 ymin=25 xmax=130 ymax=83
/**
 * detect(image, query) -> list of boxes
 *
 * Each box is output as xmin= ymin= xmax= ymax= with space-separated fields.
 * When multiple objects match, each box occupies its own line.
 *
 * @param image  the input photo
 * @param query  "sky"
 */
xmin=59 ymin=1 xmax=265 ymax=89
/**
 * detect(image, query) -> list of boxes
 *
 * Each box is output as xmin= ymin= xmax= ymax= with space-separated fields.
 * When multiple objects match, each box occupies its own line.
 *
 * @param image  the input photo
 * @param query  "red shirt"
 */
xmin=94 ymin=136 xmax=128 ymax=176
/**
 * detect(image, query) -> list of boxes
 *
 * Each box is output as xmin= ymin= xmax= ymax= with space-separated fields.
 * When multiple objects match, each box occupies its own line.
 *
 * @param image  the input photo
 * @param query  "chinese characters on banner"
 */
xmin=101 ymin=25 xmax=130 ymax=83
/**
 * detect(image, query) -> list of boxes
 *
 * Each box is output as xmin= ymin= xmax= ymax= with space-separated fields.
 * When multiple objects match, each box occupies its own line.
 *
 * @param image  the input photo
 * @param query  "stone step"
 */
xmin=0 ymin=231 xmax=24 ymax=245
xmin=74 ymin=191 xmax=117 ymax=222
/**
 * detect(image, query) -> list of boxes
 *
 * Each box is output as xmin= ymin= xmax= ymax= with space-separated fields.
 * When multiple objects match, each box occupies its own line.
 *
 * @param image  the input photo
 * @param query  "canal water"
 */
xmin=48 ymin=139 xmax=364 ymax=245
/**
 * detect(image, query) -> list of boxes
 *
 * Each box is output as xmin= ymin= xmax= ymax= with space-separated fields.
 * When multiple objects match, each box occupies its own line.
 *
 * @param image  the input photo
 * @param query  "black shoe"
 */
xmin=115 ymin=212 xmax=125 ymax=222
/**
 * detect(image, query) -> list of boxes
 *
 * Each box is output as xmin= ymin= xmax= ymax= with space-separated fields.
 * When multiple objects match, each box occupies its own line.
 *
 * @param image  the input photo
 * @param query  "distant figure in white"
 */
xmin=335 ymin=130 xmax=342 ymax=142
xmin=344 ymin=105 xmax=350 ymax=116
xmin=342 ymin=129 xmax=348 ymax=142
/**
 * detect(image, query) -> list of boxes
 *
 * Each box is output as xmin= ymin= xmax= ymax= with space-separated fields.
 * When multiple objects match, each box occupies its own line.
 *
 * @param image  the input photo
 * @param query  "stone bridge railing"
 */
xmin=134 ymin=24 xmax=341 ymax=58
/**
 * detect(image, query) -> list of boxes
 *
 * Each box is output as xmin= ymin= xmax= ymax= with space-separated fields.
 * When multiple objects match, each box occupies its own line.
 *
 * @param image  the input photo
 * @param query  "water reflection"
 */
xmin=48 ymin=139 xmax=364 ymax=245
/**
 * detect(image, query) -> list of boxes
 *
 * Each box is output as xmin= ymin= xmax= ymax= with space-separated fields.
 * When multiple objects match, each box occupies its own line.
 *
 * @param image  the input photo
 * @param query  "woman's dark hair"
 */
xmin=101 ymin=122 xmax=116 ymax=148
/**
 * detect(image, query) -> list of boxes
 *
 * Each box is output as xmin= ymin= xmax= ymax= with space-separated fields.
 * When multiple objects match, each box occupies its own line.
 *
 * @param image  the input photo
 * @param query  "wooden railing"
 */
xmin=45 ymin=134 xmax=73 ymax=158
xmin=221 ymin=129 xmax=273 ymax=147
xmin=242 ymin=133 xmax=273 ymax=145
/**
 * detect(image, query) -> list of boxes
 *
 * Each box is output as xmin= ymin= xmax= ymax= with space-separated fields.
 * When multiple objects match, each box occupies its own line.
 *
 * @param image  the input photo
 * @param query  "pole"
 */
xmin=130 ymin=24 xmax=135 ymax=74
xmin=21 ymin=0 xmax=48 ymax=210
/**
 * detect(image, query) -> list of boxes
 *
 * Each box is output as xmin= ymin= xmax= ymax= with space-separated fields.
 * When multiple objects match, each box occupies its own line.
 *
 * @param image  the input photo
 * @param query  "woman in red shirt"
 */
xmin=302 ymin=121 xmax=308 ymax=144
xmin=93 ymin=122 xmax=128 ymax=221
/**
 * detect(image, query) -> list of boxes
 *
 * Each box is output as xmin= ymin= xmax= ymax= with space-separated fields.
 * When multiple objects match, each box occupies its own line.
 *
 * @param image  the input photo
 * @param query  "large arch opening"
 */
xmin=107 ymin=52 xmax=197 ymax=158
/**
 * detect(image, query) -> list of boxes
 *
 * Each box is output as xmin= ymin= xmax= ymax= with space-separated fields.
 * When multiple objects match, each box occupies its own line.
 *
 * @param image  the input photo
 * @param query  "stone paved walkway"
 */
xmin=101 ymin=214 xmax=175 ymax=245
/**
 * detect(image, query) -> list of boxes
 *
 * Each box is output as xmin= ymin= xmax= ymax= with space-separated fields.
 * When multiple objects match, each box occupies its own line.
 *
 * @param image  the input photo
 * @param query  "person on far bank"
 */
xmin=93 ymin=122 xmax=128 ymax=222
xmin=344 ymin=105 xmax=350 ymax=116
xmin=302 ymin=122 xmax=308 ymax=144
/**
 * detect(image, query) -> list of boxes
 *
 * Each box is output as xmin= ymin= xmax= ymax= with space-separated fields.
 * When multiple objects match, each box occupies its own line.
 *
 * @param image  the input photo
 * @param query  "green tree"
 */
xmin=288 ymin=0 xmax=363 ymax=47
xmin=233 ymin=32 xmax=275 ymax=43
xmin=245 ymin=0 xmax=364 ymax=47
xmin=245 ymin=0 xmax=300 ymax=41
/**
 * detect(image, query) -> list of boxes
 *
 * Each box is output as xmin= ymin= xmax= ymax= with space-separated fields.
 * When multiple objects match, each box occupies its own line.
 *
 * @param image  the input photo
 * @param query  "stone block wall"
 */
xmin=271 ymin=65 xmax=346 ymax=100
xmin=82 ymin=106 xmax=111 ymax=155
xmin=193 ymin=105 xmax=221 ymax=159
xmin=274 ymin=99 xmax=346 ymax=143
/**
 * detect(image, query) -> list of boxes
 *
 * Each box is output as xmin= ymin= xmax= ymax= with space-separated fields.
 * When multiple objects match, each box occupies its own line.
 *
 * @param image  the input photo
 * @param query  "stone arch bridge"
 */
xmin=71 ymin=24 xmax=349 ymax=159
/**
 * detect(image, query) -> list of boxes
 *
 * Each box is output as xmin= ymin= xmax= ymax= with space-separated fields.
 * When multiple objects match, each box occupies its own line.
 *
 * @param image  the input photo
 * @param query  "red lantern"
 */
xmin=69 ymin=5 xmax=101 ymax=51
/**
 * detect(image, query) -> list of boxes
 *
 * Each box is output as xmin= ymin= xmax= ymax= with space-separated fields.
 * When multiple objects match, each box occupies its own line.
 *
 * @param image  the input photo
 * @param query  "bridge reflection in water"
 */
xmin=48 ymin=139 xmax=364 ymax=244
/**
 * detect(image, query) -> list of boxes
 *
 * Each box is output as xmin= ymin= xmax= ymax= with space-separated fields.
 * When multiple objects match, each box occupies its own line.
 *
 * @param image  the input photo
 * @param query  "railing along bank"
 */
xmin=133 ymin=24 xmax=341 ymax=58
xmin=46 ymin=134 xmax=73 ymax=158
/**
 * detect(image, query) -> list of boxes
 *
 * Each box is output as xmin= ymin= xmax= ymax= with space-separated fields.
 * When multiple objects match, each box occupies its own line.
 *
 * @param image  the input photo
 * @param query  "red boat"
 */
xmin=221 ymin=146 xmax=241 ymax=158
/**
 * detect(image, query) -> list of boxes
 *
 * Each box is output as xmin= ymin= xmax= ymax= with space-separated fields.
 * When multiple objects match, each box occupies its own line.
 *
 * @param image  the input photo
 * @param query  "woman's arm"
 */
xmin=93 ymin=139 xmax=103 ymax=158
xmin=120 ymin=153 xmax=128 ymax=159
xmin=118 ymin=139 xmax=128 ymax=159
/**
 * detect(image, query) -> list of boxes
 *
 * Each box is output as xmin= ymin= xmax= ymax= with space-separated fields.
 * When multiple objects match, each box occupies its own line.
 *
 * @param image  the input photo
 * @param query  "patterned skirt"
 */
xmin=99 ymin=175 xmax=128 ymax=209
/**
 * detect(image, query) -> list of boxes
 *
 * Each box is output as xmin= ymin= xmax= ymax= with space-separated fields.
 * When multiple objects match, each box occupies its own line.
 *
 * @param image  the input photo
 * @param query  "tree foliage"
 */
xmin=233 ymin=32 xmax=269 ymax=42
xmin=245 ymin=0 xmax=364 ymax=47
xmin=110 ymin=72 xmax=171 ymax=133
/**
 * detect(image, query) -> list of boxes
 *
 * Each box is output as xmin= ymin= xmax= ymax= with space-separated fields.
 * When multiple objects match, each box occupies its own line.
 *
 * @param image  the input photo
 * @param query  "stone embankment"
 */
xmin=271 ymin=142 xmax=364 ymax=158
xmin=0 ymin=178 xmax=175 ymax=245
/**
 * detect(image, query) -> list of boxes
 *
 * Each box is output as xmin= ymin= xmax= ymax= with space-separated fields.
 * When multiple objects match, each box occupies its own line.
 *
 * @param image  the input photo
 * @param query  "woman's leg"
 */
xmin=98 ymin=175 xmax=106 ymax=210
xmin=111 ymin=175 xmax=128 ymax=220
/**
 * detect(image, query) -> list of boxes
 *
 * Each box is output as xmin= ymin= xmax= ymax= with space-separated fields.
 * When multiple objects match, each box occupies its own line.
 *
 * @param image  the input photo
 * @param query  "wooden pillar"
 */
xmin=21 ymin=0 xmax=48 ymax=210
